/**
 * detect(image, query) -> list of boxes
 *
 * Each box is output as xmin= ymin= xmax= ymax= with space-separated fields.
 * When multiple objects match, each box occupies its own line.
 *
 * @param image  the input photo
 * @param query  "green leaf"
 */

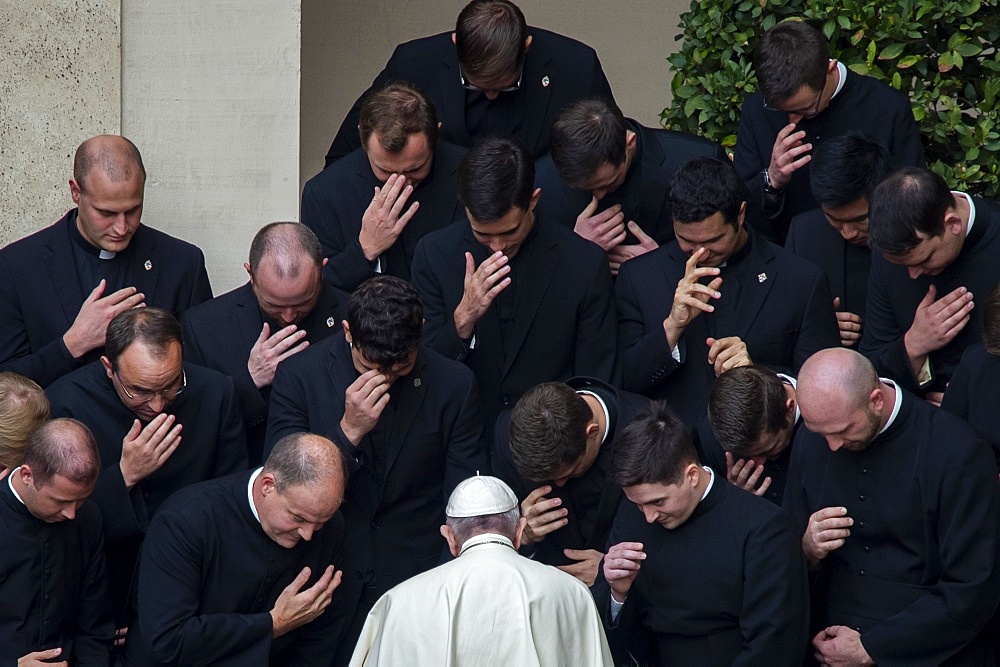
xmin=837 ymin=15 xmax=852 ymax=30
xmin=866 ymin=40 xmax=877 ymax=64
xmin=822 ymin=20 xmax=835 ymax=40
xmin=938 ymin=51 xmax=956 ymax=72
xmin=892 ymin=71 xmax=902 ymax=88
xmin=955 ymin=43 xmax=982 ymax=57
xmin=878 ymin=43 xmax=906 ymax=60
xmin=897 ymin=55 xmax=921 ymax=69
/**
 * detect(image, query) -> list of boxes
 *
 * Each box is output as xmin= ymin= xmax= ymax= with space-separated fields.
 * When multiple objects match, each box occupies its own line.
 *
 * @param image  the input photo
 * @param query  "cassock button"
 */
xmin=370 ymin=521 xmax=379 ymax=529
xmin=858 ymin=494 xmax=865 ymax=501
xmin=864 ymin=546 xmax=870 ymax=553
xmin=859 ymin=569 xmax=865 ymax=576
xmin=861 ymin=467 xmax=869 ymax=474
xmin=501 ymin=396 xmax=510 ymax=407
xmin=858 ymin=520 xmax=865 ymax=528
xmin=355 ymin=570 xmax=364 ymax=580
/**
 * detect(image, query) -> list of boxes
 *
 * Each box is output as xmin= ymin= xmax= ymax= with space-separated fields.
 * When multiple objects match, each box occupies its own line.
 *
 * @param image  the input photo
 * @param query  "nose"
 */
xmin=488 ymin=239 xmax=506 ymax=254
xmin=907 ymin=266 xmax=923 ymax=280
xmin=484 ymin=90 xmax=500 ymax=101
xmin=298 ymin=525 xmax=315 ymax=542
xmin=280 ymin=308 xmax=297 ymax=325
xmin=826 ymin=438 xmax=846 ymax=452
xmin=552 ymin=477 xmax=569 ymax=488
xmin=641 ymin=507 xmax=659 ymax=524
xmin=592 ymin=189 xmax=608 ymax=201
xmin=148 ymin=393 xmax=168 ymax=414
xmin=112 ymin=213 xmax=129 ymax=235
xmin=61 ymin=503 xmax=78 ymax=521
xmin=787 ymin=113 xmax=804 ymax=125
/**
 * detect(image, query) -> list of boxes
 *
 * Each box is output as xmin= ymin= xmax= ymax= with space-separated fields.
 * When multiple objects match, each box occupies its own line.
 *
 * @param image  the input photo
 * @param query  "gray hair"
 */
xmin=446 ymin=506 xmax=521 ymax=546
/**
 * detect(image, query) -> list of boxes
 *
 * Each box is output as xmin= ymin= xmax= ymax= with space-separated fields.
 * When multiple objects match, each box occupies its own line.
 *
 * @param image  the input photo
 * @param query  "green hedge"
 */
xmin=661 ymin=0 xmax=1000 ymax=197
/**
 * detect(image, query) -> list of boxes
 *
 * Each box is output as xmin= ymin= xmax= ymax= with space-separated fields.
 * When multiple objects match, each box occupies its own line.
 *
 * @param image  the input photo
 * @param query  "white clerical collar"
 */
xmin=952 ymin=191 xmax=976 ymax=236
xmin=99 ymin=249 xmax=117 ymax=260
xmin=777 ymin=373 xmax=801 ymax=425
xmin=700 ymin=466 xmax=715 ymax=501
xmin=576 ymin=389 xmax=611 ymax=444
xmin=831 ymin=60 xmax=848 ymax=100
xmin=459 ymin=532 xmax=515 ymax=556
xmin=877 ymin=378 xmax=903 ymax=434
xmin=247 ymin=466 xmax=263 ymax=524
xmin=7 ymin=467 xmax=25 ymax=505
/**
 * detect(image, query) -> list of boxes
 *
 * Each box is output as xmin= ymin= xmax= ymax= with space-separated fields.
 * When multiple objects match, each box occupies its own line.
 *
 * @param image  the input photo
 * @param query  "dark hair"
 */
xmin=105 ymin=308 xmax=183 ymax=369
xmin=610 ymin=402 xmax=698 ymax=487
xmin=984 ymin=282 xmax=1000 ymax=356
xmin=548 ymin=97 xmax=627 ymax=188
xmin=73 ymin=135 xmax=146 ymax=190
xmin=810 ymin=132 xmax=893 ymax=208
xmin=347 ymin=276 xmax=423 ymax=368
xmin=868 ymin=167 xmax=953 ymax=255
xmin=455 ymin=0 xmax=527 ymax=81
xmin=708 ymin=365 xmax=790 ymax=454
xmin=754 ymin=21 xmax=829 ymax=106
xmin=458 ymin=137 xmax=534 ymax=222
xmin=358 ymin=81 xmax=438 ymax=153
xmin=668 ymin=157 xmax=744 ymax=228
xmin=23 ymin=418 xmax=101 ymax=487
xmin=509 ymin=382 xmax=593 ymax=481
xmin=264 ymin=432 xmax=345 ymax=493
xmin=248 ymin=221 xmax=324 ymax=274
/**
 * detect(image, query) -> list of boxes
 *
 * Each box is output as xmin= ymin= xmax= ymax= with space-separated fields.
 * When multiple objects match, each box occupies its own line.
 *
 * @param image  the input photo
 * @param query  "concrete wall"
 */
xmin=300 ymin=0 xmax=688 ymax=188
xmin=0 ymin=0 xmax=120 ymax=247
xmin=122 ymin=1 xmax=302 ymax=293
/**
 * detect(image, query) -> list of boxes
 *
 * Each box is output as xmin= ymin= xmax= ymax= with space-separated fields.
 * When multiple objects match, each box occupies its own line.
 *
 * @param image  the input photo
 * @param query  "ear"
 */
xmin=513 ymin=516 xmax=528 ymax=550
xmin=244 ymin=262 xmax=253 ymax=281
xmin=440 ymin=524 xmax=461 ymax=557
xmin=869 ymin=384 xmax=885 ymax=415
xmin=18 ymin=463 xmax=34 ymax=488
xmin=259 ymin=472 xmax=277 ymax=496
xmin=524 ymin=35 xmax=533 ymax=52
xmin=528 ymin=187 xmax=542 ymax=212
xmin=101 ymin=355 xmax=114 ymax=380
xmin=451 ymin=32 xmax=457 ymax=45
xmin=736 ymin=201 xmax=747 ymax=228
xmin=684 ymin=462 xmax=701 ymax=487
xmin=943 ymin=207 xmax=965 ymax=236
xmin=322 ymin=257 xmax=329 ymax=268
xmin=341 ymin=321 xmax=352 ymax=344
xmin=785 ymin=396 xmax=797 ymax=422
xmin=624 ymin=130 xmax=637 ymax=152
xmin=827 ymin=59 xmax=838 ymax=74
xmin=69 ymin=178 xmax=82 ymax=204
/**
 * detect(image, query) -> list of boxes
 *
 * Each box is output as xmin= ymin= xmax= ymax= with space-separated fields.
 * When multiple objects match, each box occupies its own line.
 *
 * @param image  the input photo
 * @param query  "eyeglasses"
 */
xmin=114 ymin=369 xmax=186 ymax=403
xmin=459 ymin=64 xmax=523 ymax=94
xmin=763 ymin=78 xmax=826 ymax=117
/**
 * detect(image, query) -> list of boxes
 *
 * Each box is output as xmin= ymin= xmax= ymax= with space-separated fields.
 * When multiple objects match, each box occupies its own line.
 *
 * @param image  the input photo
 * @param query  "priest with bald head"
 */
xmin=784 ymin=348 xmax=1000 ymax=666
xmin=0 ymin=134 xmax=212 ymax=388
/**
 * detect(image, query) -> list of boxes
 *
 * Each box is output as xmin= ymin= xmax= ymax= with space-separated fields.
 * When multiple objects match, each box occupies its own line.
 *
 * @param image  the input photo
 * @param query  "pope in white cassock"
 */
xmin=349 ymin=475 xmax=613 ymax=666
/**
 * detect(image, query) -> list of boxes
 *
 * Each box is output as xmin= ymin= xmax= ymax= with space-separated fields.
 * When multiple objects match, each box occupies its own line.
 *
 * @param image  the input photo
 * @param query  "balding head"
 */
xmin=256 ymin=433 xmax=346 ymax=548
xmin=245 ymin=222 xmax=326 ymax=328
xmin=73 ymin=135 xmax=146 ymax=191
xmin=15 ymin=419 xmax=101 ymax=522
xmin=797 ymin=349 xmax=887 ymax=452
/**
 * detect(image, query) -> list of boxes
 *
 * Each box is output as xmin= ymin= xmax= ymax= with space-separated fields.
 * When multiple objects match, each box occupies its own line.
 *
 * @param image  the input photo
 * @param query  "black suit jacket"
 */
xmin=411 ymin=218 xmax=619 ymax=424
xmin=733 ymin=70 xmax=923 ymax=242
xmin=786 ymin=207 xmax=872 ymax=321
xmin=46 ymin=360 xmax=248 ymax=624
xmin=265 ymin=333 xmax=486 ymax=663
xmin=535 ymin=120 xmax=727 ymax=246
xmin=181 ymin=281 xmax=348 ymax=464
xmin=492 ymin=376 xmax=649 ymax=566
xmin=0 ymin=210 xmax=212 ymax=387
xmin=301 ymin=142 xmax=466 ymax=291
xmin=325 ymin=27 xmax=614 ymax=163
xmin=617 ymin=229 xmax=839 ymax=426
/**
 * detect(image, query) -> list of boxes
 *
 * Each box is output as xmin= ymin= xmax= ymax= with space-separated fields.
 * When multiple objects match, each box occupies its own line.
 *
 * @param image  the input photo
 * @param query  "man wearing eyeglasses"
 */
xmin=732 ymin=20 xmax=923 ymax=243
xmin=323 ymin=0 xmax=614 ymax=164
xmin=45 ymin=307 xmax=248 ymax=643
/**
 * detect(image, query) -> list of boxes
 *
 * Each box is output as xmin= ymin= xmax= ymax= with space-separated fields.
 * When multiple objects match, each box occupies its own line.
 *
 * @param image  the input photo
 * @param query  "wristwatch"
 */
xmin=761 ymin=168 xmax=783 ymax=194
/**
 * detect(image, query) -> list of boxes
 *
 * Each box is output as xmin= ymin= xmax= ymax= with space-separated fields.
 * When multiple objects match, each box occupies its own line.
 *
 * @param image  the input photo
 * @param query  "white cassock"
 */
xmin=349 ymin=533 xmax=613 ymax=666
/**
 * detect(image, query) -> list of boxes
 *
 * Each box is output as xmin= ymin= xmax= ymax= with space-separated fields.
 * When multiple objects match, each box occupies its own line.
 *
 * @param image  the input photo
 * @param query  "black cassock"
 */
xmin=126 ymin=470 xmax=346 ymax=666
xmin=0 ymin=476 xmax=113 ymax=664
